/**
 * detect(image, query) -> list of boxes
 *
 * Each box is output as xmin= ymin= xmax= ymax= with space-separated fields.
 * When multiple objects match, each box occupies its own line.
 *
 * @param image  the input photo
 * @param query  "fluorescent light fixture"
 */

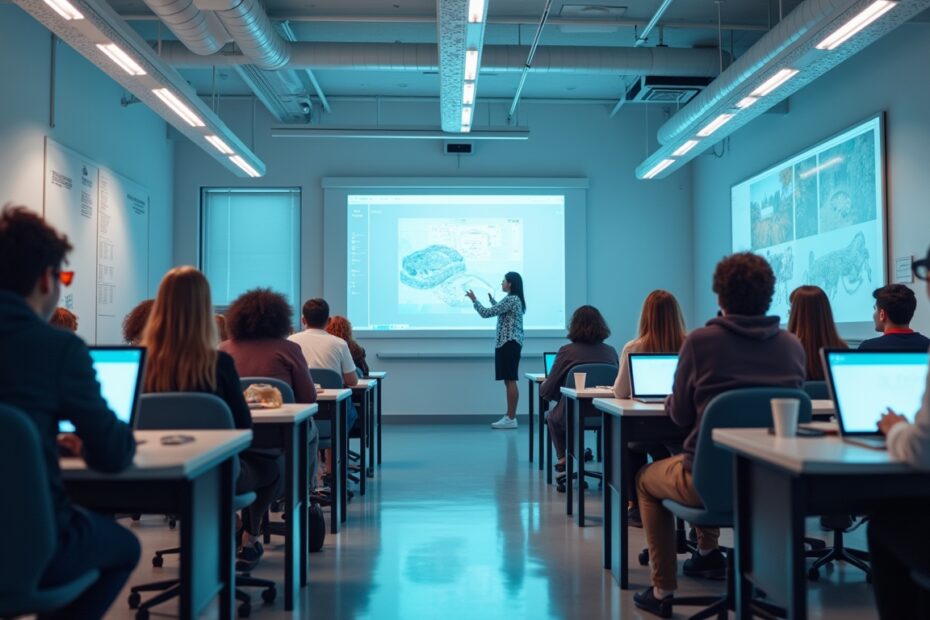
xmin=736 ymin=96 xmax=758 ymax=109
xmin=462 ymin=106 xmax=473 ymax=127
xmin=696 ymin=113 xmax=734 ymax=137
xmin=229 ymin=155 xmax=261 ymax=178
xmin=672 ymin=140 xmax=699 ymax=157
xmin=205 ymin=135 xmax=234 ymax=155
xmin=463 ymin=82 xmax=476 ymax=105
xmin=464 ymin=50 xmax=479 ymax=81
xmin=152 ymin=88 xmax=204 ymax=127
xmin=96 ymin=43 xmax=146 ymax=76
xmin=643 ymin=158 xmax=676 ymax=180
xmin=42 ymin=0 xmax=83 ymax=19
xmin=460 ymin=124 xmax=472 ymax=133
xmin=750 ymin=68 xmax=799 ymax=97
xmin=467 ymin=0 xmax=487 ymax=23
xmin=816 ymin=0 xmax=896 ymax=50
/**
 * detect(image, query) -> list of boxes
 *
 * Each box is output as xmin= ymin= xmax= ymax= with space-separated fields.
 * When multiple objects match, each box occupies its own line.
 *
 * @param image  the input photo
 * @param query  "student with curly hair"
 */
xmin=122 ymin=299 xmax=154 ymax=345
xmin=50 ymin=306 xmax=78 ymax=332
xmin=325 ymin=315 xmax=369 ymax=377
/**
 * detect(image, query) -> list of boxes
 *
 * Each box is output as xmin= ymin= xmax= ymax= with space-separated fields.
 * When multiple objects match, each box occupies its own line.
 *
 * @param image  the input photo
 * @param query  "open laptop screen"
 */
xmin=544 ymin=352 xmax=558 ymax=376
xmin=823 ymin=350 xmax=928 ymax=434
xmin=629 ymin=353 xmax=679 ymax=398
xmin=59 ymin=347 xmax=146 ymax=432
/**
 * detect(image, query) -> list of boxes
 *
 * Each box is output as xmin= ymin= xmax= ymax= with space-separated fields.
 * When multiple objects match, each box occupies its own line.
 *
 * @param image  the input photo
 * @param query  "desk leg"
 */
xmin=358 ymin=394 xmax=367 ymax=496
xmin=219 ymin=458 xmax=236 ymax=620
xmin=330 ymin=403 xmax=343 ymax=534
xmin=367 ymin=387 xmax=376 ymax=478
xmin=283 ymin=423 xmax=301 ymax=610
xmin=340 ymin=399 xmax=349 ymax=523
xmin=528 ymin=378 xmax=535 ymax=463
xmin=734 ymin=455 xmax=754 ymax=620
xmin=377 ymin=380 xmax=383 ymax=467
xmin=539 ymin=397 xmax=547 ymax=473
xmin=299 ymin=419 xmax=309 ymax=587
xmin=618 ymin=418 xmax=630 ymax=589
xmin=602 ymin=412 xmax=613 ymax=570
xmin=576 ymin=398 xmax=586 ymax=527
xmin=566 ymin=399 xmax=574 ymax=517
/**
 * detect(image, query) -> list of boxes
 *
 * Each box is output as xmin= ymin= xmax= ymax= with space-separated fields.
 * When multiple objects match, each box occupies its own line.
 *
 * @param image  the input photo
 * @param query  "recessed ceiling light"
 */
xmin=672 ymin=140 xmax=699 ymax=156
xmin=816 ymin=0 xmax=897 ymax=50
xmin=696 ymin=113 xmax=734 ymax=137
xmin=96 ymin=43 xmax=146 ymax=76
xmin=464 ymin=49 xmax=479 ymax=81
xmin=152 ymin=88 xmax=205 ymax=127
xmin=750 ymin=68 xmax=799 ymax=97
xmin=43 ymin=0 xmax=83 ymax=20
xmin=643 ymin=158 xmax=676 ymax=179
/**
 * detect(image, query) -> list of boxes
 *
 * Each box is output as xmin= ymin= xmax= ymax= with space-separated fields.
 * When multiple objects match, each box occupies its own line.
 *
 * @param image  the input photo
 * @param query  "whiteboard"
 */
xmin=43 ymin=138 xmax=150 ymax=344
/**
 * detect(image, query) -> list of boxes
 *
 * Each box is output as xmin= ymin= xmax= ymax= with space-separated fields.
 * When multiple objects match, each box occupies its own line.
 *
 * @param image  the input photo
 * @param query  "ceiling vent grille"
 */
xmin=625 ymin=75 xmax=712 ymax=104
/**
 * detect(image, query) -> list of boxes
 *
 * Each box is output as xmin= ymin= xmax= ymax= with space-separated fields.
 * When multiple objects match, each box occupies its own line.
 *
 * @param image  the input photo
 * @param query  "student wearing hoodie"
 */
xmin=0 ymin=205 xmax=139 ymax=619
xmin=633 ymin=252 xmax=806 ymax=617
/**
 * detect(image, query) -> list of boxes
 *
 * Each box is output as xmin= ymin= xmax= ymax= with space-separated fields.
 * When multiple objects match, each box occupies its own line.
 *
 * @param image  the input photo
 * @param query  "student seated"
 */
xmin=219 ymin=288 xmax=321 ymax=487
xmin=541 ymin=305 xmax=618 ymax=474
xmin=787 ymin=285 xmax=847 ymax=380
xmin=326 ymin=315 xmax=370 ymax=377
xmin=634 ymin=253 xmax=805 ymax=616
xmin=121 ymin=299 xmax=154 ymax=345
xmin=50 ymin=306 xmax=78 ymax=332
xmin=142 ymin=267 xmax=282 ymax=571
xmin=611 ymin=290 xmax=687 ymax=526
xmin=0 ymin=206 xmax=139 ymax=619
xmin=858 ymin=284 xmax=930 ymax=351
xmin=871 ymin=246 xmax=930 ymax=619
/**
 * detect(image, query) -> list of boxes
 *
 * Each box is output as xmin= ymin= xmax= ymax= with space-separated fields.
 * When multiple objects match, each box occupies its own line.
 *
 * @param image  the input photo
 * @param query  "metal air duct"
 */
xmin=141 ymin=0 xmax=228 ymax=55
xmin=197 ymin=0 xmax=290 ymax=70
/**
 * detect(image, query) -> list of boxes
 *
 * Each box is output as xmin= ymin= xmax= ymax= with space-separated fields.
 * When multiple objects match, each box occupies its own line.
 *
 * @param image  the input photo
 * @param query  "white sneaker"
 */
xmin=491 ymin=416 xmax=517 ymax=429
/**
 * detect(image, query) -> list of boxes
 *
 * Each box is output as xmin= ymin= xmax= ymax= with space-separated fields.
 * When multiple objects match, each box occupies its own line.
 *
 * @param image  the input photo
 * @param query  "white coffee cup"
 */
xmin=771 ymin=398 xmax=801 ymax=437
xmin=574 ymin=372 xmax=587 ymax=391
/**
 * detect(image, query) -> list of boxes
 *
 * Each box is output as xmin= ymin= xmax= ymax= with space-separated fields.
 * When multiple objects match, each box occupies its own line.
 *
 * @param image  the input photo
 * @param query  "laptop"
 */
xmin=822 ymin=349 xmax=928 ymax=449
xmin=629 ymin=353 xmax=679 ymax=403
xmin=59 ymin=346 xmax=146 ymax=433
xmin=543 ymin=352 xmax=558 ymax=377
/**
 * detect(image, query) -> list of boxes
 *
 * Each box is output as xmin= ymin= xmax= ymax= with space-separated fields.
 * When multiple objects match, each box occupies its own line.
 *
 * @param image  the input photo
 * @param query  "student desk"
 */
xmin=316 ymin=388 xmax=352 ymax=533
xmin=810 ymin=399 xmax=835 ymax=421
xmin=352 ymin=379 xmax=377 ymax=487
xmin=365 ymin=371 xmax=387 ymax=468
xmin=61 ymin=430 xmax=251 ymax=620
xmin=524 ymin=372 xmax=547 ymax=468
xmin=591 ymin=398 xmax=687 ymax=588
xmin=250 ymin=403 xmax=317 ymax=610
xmin=714 ymin=429 xmax=930 ymax=619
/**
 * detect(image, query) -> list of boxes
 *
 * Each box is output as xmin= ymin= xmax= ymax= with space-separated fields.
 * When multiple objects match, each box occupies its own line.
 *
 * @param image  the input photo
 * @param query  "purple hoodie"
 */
xmin=667 ymin=314 xmax=806 ymax=471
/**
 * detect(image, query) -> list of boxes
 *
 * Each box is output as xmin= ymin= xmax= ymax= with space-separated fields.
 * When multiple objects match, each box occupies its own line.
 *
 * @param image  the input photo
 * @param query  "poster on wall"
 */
xmin=96 ymin=170 xmax=149 ymax=344
xmin=44 ymin=138 xmax=100 ymax=343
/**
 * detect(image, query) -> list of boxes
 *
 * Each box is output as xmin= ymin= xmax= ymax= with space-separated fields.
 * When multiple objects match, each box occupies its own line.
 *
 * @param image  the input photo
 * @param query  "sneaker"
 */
xmin=628 ymin=505 xmax=643 ymax=528
xmin=236 ymin=540 xmax=264 ymax=572
xmin=490 ymin=416 xmax=517 ymax=429
xmin=682 ymin=548 xmax=727 ymax=580
xmin=633 ymin=587 xmax=672 ymax=618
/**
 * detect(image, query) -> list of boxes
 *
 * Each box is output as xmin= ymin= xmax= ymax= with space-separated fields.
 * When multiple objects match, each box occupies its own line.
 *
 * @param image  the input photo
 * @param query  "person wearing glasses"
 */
xmin=0 ymin=205 xmax=139 ymax=619
xmin=858 ymin=284 xmax=930 ymax=352
xmin=870 ymin=249 xmax=930 ymax=619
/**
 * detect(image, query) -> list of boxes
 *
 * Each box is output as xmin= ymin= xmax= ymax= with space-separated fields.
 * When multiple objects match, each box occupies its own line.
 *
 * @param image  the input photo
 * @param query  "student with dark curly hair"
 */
xmin=633 ymin=253 xmax=806 ymax=617
xmin=219 ymin=288 xmax=321 ymax=486
xmin=50 ymin=306 xmax=78 ymax=332
xmin=122 ymin=299 xmax=154 ymax=345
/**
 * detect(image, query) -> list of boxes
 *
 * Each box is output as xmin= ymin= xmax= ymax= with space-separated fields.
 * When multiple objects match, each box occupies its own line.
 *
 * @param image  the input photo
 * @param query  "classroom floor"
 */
xmin=107 ymin=425 xmax=878 ymax=619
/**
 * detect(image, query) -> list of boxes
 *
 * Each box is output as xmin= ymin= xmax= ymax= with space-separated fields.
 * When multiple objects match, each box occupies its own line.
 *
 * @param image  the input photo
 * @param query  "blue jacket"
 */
xmin=0 ymin=291 xmax=135 ymax=534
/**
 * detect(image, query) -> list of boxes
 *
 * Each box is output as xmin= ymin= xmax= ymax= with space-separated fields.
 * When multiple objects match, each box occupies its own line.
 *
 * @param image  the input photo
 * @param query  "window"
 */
xmin=201 ymin=188 xmax=301 ymax=309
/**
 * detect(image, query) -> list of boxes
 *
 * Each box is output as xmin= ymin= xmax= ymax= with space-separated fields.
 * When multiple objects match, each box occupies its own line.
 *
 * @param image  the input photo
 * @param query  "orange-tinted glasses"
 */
xmin=58 ymin=271 xmax=75 ymax=286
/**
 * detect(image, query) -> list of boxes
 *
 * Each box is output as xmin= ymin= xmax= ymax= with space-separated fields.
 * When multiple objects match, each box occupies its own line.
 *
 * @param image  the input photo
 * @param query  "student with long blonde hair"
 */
xmin=142 ymin=266 xmax=282 ymax=570
xmin=787 ymin=285 xmax=847 ymax=380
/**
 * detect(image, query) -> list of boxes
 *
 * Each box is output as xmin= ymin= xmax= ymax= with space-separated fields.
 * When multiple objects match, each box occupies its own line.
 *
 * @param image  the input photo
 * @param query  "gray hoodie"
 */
xmin=667 ymin=314 xmax=806 ymax=471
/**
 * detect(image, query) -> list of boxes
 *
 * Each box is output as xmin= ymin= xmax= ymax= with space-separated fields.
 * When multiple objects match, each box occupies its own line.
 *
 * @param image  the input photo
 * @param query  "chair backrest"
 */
xmin=0 ymin=405 xmax=57 ymax=595
xmin=692 ymin=388 xmax=811 ymax=514
xmin=240 ymin=377 xmax=296 ymax=404
xmin=136 ymin=393 xmax=235 ymax=430
xmin=803 ymin=380 xmax=829 ymax=400
xmin=563 ymin=362 xmax=619 ymax=389
xmin=310 ymin=368 xmax=343 ymax=389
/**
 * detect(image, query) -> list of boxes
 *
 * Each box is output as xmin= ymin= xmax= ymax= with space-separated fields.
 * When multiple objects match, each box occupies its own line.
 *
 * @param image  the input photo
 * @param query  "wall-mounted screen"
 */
xmin=731 ymin=115 xmax=885 ymax=327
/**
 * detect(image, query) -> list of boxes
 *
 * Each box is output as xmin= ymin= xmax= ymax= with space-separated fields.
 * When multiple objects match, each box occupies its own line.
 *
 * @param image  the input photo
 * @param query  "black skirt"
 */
xmin=495 ymin=340 xmax=522 ymax=381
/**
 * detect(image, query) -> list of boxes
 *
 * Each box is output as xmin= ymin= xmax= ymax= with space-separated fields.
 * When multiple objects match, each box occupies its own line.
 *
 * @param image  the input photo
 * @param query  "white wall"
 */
xmin=174 ymin=99 xmax=694 ymax=415
xmin=0 ymin=5 xmax=174 ymax=297
xmin=691 ymin=22 xmax=930 ymax=337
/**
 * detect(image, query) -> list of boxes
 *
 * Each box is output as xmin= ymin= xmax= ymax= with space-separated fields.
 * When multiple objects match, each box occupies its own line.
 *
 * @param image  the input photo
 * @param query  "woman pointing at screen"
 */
xmin=466 ymin=272 xmax=526 ymax=429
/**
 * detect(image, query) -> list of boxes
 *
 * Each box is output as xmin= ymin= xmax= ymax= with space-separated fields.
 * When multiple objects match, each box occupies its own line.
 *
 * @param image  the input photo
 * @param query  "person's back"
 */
xmin=859 ymin=284 xmax=930 ymax=352
xmin=858 ymin=331 xmax=930 ymax=351
xmin=289 ymin=328 xmax=352 ymax=375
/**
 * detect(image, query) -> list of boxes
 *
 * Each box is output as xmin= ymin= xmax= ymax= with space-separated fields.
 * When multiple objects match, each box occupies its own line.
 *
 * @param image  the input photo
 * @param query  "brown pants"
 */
xmin=636 ymin=454 xmax=720 ymax=591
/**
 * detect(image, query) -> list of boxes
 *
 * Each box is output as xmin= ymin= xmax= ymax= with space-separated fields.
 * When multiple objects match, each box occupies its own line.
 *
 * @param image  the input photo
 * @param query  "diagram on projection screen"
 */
xmin=731 ymin=116 xmax=884 ymax=325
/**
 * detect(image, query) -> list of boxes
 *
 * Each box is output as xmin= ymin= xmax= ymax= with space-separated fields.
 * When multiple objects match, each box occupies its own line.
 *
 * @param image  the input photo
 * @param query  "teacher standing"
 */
xmin=466 ymin=272 xmax=526 ymax=429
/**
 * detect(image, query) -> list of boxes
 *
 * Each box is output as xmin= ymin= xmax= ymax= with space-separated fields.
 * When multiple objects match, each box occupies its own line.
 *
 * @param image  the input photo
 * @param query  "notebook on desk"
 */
xmin=59 ymin=346 xmax=146 ymax=433
xmin=543 ymin=352 xmax=558 ymax=377
xmin=629 ymin=353 xmax=678 ymax=403
xmin=822 ymin=349 xmax=928 ymax=450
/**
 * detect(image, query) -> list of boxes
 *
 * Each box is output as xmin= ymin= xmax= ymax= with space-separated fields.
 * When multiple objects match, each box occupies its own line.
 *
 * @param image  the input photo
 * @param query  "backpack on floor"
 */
xmin=308 ymin=502 xmax=326 ymax=553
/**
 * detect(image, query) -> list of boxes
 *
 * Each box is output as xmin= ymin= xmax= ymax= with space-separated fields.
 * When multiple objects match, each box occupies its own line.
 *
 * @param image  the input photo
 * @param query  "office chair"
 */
xmin=129 ymin=393 xmax=276 ymax=619
xmin=555 ymin=362 xmax=618 ymax=493
xmin=310 ymin=367 xmax=362 ymax=482
xmin=802 ymin=380 xmax=829 ymax=400
xmin=650 ymin=388 xmax=812 ymax=619
xmin=0 ymin=405 xmax=99 ymax=617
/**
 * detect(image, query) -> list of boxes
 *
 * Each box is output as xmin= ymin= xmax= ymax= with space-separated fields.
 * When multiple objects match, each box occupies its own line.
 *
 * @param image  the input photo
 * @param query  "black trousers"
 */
xmin=238 ymin=452 xmax=284 ymax=536
xmin=39 ymin=507 xmax=141 ymax=620
xmin=868 ymin=503 xmax=930 ymax=619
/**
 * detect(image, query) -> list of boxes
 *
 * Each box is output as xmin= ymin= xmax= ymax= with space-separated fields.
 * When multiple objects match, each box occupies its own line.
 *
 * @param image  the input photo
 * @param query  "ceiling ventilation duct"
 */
xmin=140 ymin=0 xmax=228 ymax=55
xmin=198 ymin=0 xmax=291 ymax=70
xmin=636 ymin=0 xmax=930 ymax=180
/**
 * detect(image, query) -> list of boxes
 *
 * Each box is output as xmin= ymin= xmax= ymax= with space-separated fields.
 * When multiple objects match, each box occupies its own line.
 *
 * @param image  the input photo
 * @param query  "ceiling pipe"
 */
xmin=279 ymin=20 xmax=330 ymax=112
xmin=198 ymin=0 xmax=291 ymax=69
xmin=140 ymin=0 xmax=228 ymax=55
xmin=507 ymin=0 xmax=554 ymax=120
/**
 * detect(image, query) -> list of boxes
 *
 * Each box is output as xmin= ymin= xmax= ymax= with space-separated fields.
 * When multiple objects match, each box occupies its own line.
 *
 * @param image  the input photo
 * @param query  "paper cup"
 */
xmin=771 ymin=398 xmax=801 ymax=437
xmin=574 ymin=372 xmax=587 ymax=391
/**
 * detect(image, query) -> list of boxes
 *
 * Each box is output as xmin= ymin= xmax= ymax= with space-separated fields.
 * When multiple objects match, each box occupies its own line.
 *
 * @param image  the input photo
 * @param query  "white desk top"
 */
xmin=351 ymin=379 xmax=377 ymax=391
xmin=560 ymin=386 xmax=615 ymax=399
xmin=250 ymin=403 xmax=318 ymax=424
xmin=592 ymin=398 xmax=668 ymax=417
xmin=61 ymin=430 xmax=252 ymax=481
xmin=524 ymin=372 xmax=546 ymax=382
xmin=315 ymin=388 xmax=352 ymax=402
xmin=366 ymin=371 xmax=387 ymax=379
xmin=713 ymin=428 xmax=914 ymax=475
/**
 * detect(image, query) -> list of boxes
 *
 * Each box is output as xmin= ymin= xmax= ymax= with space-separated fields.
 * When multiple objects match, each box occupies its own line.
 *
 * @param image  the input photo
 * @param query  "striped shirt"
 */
xmin=474 ymin=294 xmax=525 ymax=347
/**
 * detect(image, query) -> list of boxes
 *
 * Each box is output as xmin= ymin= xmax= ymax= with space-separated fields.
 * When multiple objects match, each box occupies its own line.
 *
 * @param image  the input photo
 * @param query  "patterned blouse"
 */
xmin=473 ymin=294 xmax=525 ymax=348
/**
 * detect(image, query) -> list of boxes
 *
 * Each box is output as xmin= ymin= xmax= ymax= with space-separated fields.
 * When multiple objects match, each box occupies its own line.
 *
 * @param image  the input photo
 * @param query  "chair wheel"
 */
xmin=152 ymin=555 xmax=164 ymax=568
xmin=238 ymin=602 xmax=251 ymax=617
xmin=128 ymin=592 xmax=141 ymax=609
xmin=808 ymin=567 xmax=820 ymax=581
xmin=135 ymin=609 xmax=150 ymax=620
xmin=638 ymin=549 xmax=650 ymax=566
xmin=261 ymin=587 xmax=277 ymax=603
